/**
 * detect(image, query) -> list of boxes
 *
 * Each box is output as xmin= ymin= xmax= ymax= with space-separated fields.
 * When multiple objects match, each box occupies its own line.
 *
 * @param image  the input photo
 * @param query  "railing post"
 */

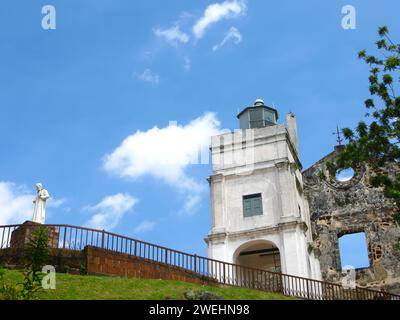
xmin=6 ymin=227 xmax=10 ymax=248
xmin=101 ymin=230 xmax=105 ymax=249
xmin=63 ymin=226 xmax=67 ymax=249
xmin=1 ymin=227 xmax=4 ymax=249
xmin=223 ymin=262 xmax=226 ymax=284
xmin=74 ymin=228 xmax=78 ymax=250
xmin=194 ymin=254 xmax=197 ymax=273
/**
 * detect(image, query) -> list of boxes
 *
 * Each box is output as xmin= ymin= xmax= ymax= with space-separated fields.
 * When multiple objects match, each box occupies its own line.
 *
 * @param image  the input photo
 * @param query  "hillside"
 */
xmin=1 ymin=269 xmax=294 ymax=300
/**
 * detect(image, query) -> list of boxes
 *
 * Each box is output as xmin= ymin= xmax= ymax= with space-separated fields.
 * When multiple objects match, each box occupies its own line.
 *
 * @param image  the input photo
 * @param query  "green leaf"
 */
xmin=376 ymin=39 xmax=387 ymax=49
xmin=358 ymin=50 xmax=367 ymax=59
xmin=382 ymin=74 xmax=393 ymax=85
xmin=365 ymin=99 xmax=375 ymax=108
xmin=385 ymin=56 xmax=400 ymax=70
xmin=378 ymin=26 xmax=388 ymax=37
xmin=342 ymin=128 xmax=354 ymax=139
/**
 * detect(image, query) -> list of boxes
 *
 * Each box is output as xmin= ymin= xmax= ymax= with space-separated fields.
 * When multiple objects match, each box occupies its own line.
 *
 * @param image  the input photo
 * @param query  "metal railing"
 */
xmin=0 ymin=223 xmax=399 ymax=300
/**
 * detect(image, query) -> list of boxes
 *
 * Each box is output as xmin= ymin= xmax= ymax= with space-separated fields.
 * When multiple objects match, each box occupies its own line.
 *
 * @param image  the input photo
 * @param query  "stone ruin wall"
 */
xmin=303 ymin=147 xmax=400 ymax=294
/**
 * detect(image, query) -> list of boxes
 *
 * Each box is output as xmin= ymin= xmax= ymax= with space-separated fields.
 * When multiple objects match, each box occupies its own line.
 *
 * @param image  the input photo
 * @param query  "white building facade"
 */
xmin=206 ymin=99 xmax=321 ymax=280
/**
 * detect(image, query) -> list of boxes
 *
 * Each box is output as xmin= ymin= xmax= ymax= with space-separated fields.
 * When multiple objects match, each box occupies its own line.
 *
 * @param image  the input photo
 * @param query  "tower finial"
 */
xmin=333 ymin=125 xmax=343 ymax=146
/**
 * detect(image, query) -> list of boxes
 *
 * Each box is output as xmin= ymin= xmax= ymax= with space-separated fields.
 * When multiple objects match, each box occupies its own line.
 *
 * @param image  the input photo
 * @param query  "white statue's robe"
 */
xmin=32 ymin=188 xmax=50 ymax=224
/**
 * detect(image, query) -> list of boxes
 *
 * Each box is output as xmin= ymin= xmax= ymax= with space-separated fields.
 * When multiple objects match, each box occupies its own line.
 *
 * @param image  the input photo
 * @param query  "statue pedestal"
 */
xmin=10 ymin=221 xmax=59 ymax=249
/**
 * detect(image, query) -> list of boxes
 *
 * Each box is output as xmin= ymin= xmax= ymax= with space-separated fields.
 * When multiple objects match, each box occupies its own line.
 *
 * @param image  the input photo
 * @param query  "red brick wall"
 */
xmin=1 ymin=245 xmax=218 ymax=286
xmin=0 ymin=247 xmax=84 ymax=273
xmin=10 ymin=221 xmax=59 ymax=249
xmin=84 ymin=246 xmax=217 ymax=285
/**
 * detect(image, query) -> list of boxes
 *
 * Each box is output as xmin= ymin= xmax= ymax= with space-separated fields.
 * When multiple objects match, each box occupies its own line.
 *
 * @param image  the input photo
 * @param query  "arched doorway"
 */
xmin=234 ymin=240 xmax=281 ymax=273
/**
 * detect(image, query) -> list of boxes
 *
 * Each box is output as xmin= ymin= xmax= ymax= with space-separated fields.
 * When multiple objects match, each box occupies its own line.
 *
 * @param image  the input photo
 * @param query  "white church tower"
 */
xmin=206 ymin=99 xmax=321 ymax=280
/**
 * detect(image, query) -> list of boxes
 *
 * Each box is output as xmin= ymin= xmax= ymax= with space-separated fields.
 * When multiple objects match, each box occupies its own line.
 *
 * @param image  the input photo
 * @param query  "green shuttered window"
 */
xmin=243 ymin=193 xmax=263 ymax=217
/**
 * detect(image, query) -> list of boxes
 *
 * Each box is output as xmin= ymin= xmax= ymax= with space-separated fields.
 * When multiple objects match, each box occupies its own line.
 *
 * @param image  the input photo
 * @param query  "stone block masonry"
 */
xmin=303 ymin=146 xmax=400 ymax=294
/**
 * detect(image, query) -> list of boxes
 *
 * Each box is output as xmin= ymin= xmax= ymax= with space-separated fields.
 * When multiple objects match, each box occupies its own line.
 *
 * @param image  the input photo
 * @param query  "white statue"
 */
xmin=32 ymin=183 xmax=50 ymax=224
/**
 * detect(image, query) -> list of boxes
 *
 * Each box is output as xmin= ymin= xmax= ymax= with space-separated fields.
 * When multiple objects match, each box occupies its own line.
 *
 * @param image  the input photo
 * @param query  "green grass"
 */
xmin=1 ymin=269 xmax=294 ymax=300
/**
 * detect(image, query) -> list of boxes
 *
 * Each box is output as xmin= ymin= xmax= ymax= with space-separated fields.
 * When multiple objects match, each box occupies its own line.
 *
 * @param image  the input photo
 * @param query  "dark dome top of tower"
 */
xmin=237 ymin=99 xmax=279 ymax=129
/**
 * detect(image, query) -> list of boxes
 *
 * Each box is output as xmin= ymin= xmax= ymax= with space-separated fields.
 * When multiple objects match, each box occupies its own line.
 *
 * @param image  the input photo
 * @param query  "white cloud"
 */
xmin=212 ymin=26 xmax=242 ymax=51
xmin=181 ymin=194 xmax=202 ymax=215
xmin=183 ymin=56 xmax=191 ymax=72
xmin=0 ymin=182 xmax=34 ymax=225
xmin=153 ymin=25 xmax=190 ymax=45
xmin=103 ymin=113 xmax=221 ymax=214
xmin=135 ymin=69 xmax=160 ymax=84
xmin=85 ymin=193 xmax=137 ymax=230
xmin=103 ymin=113 xmax=220 ymax=186
xmin=47 ymin=197 xmax=66 ymax=208
xmin=134 ymin=220 xmax=157 ymax=233
xmin=193 ymin=0 xmax=247 ymax=39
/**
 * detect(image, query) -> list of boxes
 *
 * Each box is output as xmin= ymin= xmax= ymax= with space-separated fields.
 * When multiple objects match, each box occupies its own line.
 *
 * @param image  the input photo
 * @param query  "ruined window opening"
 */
xmin=335 ymin=167 xmax=355 ymax=182
xmin=338 ymin=232 xmax=370 ymax=270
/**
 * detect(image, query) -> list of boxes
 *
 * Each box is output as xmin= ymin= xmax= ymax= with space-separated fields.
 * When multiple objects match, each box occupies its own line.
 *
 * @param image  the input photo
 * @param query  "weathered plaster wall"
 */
xmin=303 ymin=146 xmax=400 ymax=294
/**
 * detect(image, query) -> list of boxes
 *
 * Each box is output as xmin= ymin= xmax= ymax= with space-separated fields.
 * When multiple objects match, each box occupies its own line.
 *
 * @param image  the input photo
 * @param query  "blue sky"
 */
xmin=339 ymin=233 xmax=370 ymax=269
xmin=0 ymin=1 xmax=399 ymax=258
